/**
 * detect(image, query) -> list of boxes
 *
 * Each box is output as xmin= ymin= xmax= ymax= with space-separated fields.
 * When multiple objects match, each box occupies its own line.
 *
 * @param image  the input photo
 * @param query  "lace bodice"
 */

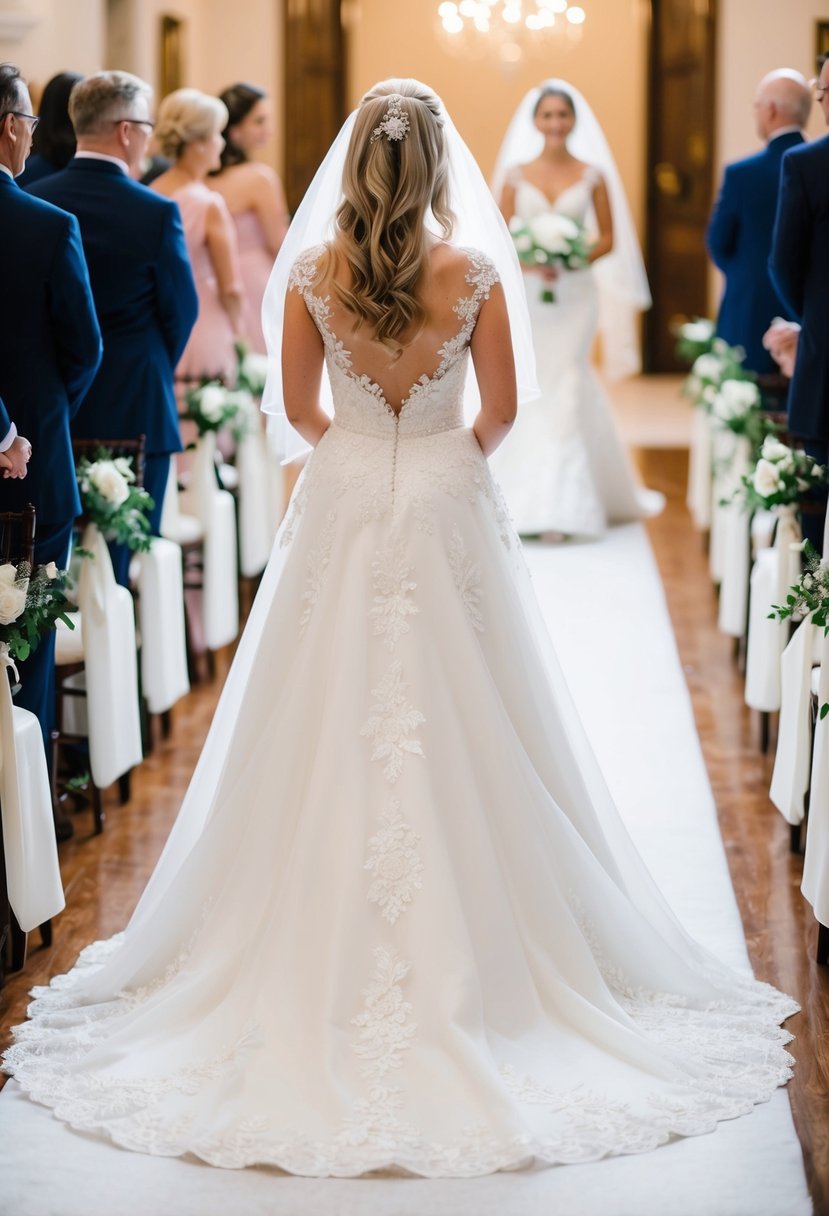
xmin=288 ymin=245 xmax=499 ymax=439
xmin=510 ymin=164 xmax=600 ymax=225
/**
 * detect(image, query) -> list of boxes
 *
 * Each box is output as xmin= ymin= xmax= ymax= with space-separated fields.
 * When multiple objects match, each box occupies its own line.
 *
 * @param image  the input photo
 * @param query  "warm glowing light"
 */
xmin=566 ymin=5 xmax=586 ymax=22
xmin=437 ymin=0 xmax=587 ymax=58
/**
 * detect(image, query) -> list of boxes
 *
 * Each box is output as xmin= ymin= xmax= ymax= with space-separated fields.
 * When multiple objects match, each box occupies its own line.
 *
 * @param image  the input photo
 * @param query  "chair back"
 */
xmin=72 ymin=436 xmax=147 ymax=489
xmin=0 ymin=504 xmax=36 ymax=567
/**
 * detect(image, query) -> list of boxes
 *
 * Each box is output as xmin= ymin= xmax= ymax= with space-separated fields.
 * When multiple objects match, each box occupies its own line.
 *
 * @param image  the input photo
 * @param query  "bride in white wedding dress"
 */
xmin=490 ymin=82 xmax=663 ymax=538
xmin=3 ymin=79 xmax=797 ymax=1178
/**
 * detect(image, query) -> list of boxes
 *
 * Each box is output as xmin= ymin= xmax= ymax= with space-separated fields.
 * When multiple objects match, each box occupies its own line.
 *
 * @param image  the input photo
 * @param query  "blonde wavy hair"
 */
xmin=154 ymin=88 xmax=228 ymax=160
xmin=325 ymin=79 xmax=454 ymax=353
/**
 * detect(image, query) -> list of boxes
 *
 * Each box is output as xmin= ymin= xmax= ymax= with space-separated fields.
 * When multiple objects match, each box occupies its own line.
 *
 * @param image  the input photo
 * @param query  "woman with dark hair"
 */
xmin=18 ymin=70 xmax=82 ymax=190
xmin=210 ymin=82 xmax=288 ymax=352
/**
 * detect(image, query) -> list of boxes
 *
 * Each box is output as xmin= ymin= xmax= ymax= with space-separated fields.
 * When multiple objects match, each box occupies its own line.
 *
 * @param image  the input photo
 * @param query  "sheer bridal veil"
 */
xmin=492 ymin=80 xmax=651 ymax=381
xmin=261 ymin=79 xmax=539 ymax=461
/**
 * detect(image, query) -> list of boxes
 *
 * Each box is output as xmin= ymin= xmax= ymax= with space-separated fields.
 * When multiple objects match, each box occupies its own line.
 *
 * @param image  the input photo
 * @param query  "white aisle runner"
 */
xmin=0 ymin=524 xmax=811 ymax=1216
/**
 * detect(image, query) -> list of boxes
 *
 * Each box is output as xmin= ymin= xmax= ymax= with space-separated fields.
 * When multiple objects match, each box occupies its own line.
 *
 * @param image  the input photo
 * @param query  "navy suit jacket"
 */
xmin=0 ymin=171 xmax=102 ymax=523
xmin=769 ymin=135 xmax=829 ymax=442
xmin=0 ymin=395 xmax=10 ymax=447
xmin=706 ymin=130 xmax=804 ymax=374
xmin=31 ymin=158 xmax=198 ymax=455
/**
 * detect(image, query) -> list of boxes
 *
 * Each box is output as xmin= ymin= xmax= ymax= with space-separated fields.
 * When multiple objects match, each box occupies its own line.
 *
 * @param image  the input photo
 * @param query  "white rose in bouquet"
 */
xmin=197 ymin=384 xmax=229 ymax=422
xmin=752 ymin=458 xmax=783 ymax=498
xmin=680 ymin=319 xmax=715 ymax=344
xmin=0 ymin=562 xmax=18 ymax=587
xmin=713 ymin=378 xmax=759 ymax=420
xmin=527 ymin=212 xmax=579 ymax=256
xmin=0 ymin=578 xmax=28 ymax=625
xmin=760 ymin=437 xmax=792 ymax=463
xmin=240 ymin=352 xmax=269 ymax=392
xmin=90 ymin=460 xmax=130 ymax=506
xmin=43 ymin=562 xmax=59 ymax=580
xmin=691 ymin=353 xmax=724 ymax=384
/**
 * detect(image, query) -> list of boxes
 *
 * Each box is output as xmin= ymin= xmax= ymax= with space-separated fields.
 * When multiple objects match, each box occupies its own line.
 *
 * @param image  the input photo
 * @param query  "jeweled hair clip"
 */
xmin=370 ymin=95 xmax=411 ymax=144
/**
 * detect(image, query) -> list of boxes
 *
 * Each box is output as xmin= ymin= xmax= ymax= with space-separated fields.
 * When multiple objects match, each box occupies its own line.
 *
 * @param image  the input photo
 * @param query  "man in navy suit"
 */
xmin=0 ymin=394 xmax=31 ymax=479
xmin=31 ymin=70 xmax=198 ymax=585
xmin=707 ymin=70 xmax=811 ymax=374
xmin=0 ymin=63 xmax=102 ymax=790
xmin=770 ymin=57 xmax=829 ymax=547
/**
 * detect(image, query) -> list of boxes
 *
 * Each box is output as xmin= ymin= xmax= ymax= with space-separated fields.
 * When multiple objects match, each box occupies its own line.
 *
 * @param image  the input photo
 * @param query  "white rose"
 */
xmin=803 ymin=574 xmax=815 ymax=590
xmin=752 ymin=458 xmax=783 ymax=498
xmin=112 ymin=456 xmax=135 ymax=483
xmin=0 ymin=563 xmax=18 ymax=587
xmin=43 ymin=562 xmax=59 ymax=580
xmin=715 ymin=378 xmax=759 ymax=419
xmin=197 ymin=384 xmax=228 ymax=422
xmin=681 ymin=319 xmax=715 ymax=343
xmin=760 ymin=437 xmax=791 ymax=462
xmin=89 ymin=460 xmax=130 ymax=506
xmin=692 ymin=353 xmax=723 ymax=383
xmin=527 ymin=212 xmax=579 ymax=255
xmin=0 ymin=580 xmax=28 ymax=626
xmin=241 ymin=352 xmax=269 ymax=382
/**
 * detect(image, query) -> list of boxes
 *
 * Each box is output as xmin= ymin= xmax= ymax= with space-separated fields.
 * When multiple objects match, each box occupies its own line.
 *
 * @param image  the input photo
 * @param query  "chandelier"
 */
xmin=437 ymin=0 xmax=587 ymax=62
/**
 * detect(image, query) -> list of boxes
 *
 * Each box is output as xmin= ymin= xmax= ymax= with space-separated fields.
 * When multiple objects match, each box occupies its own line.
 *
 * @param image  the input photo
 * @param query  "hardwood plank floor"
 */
xmin=1 ymin=445 xmax=827 ymax=1212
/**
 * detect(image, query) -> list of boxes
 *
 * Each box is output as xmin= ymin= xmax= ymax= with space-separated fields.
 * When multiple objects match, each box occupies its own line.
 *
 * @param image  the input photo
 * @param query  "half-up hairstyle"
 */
xmin=327 ymin=78 xmax=454 ymax=354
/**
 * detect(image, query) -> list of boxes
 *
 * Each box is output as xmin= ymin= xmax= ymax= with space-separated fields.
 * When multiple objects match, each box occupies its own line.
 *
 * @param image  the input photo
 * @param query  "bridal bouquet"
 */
xmin=734 ymin=436 xmax=828 ymax=512
xmin=0 ymin=560 xmax=75 ymax=662
xmin=76 ymin=450 xmax=154 ymax=553
xmin=509 ymin=214 xmax=591 ymax=302
xmin=234 ymin=340 xmax=270 ymax=398
xmin=185 ymin=380 xmax=258 ymax=441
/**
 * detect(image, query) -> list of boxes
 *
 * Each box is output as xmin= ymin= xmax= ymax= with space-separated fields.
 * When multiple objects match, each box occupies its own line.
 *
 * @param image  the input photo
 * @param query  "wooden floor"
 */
xmin=1 ymin=446 xmax=827 ymax=1213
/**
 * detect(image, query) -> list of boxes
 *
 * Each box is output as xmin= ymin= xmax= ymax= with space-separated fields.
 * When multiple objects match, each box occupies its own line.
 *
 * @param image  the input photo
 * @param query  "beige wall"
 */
xmin=348 ymin=0 xmax=650 ymax=239
xmin=0 ymin=0 xmax=106 ymax=90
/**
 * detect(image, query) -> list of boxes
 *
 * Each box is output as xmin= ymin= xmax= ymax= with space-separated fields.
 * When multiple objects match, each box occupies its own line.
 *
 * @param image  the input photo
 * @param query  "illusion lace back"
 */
xmin=4 ymin=245 xmax=796 ymax=1178
xmin=490 ymin=166 xmax=661 ymax=536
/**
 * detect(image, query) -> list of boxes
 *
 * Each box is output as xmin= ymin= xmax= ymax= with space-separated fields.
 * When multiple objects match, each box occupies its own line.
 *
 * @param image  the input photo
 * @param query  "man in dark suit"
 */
xmin=0 ymin=395 xmax=31 ymax=479
xmin=770 ymin=57 xmax=829 ymax=547
xmin=707 ymin=70 xmax=811 ymax=374
xmin=31 ymin=70 xmax=198 ymax=585
xmin=0 ymin=63 xmax=102 ymax=777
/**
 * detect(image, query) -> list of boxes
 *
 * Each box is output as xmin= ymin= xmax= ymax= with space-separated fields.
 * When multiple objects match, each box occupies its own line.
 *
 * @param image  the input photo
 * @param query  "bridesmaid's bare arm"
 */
xmin=205 ymin=196 xmax=244 ymax=333
xmin=248 ymin=164 xmax=290 ymax=256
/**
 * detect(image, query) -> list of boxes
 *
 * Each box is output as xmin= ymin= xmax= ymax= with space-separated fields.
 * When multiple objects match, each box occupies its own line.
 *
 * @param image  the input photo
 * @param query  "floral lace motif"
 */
xmin=352 ymin=946 xmax=417 ymax=1080
xmin=299 ymin=509 xmax=337 ymax=634
xmin=360 ymin=660 xmax=425 ymax=784
xmin=448 ymin=524 xmax=484 ymax=631
xmin=364 ymin=800 xmax=424 ymax=925
xmin=369 ymin=536 xmax=418 ymax=650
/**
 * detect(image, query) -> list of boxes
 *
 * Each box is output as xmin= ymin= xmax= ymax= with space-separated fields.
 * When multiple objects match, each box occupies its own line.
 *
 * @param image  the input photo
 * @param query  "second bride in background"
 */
xmin=490 ymin=81 xmax=661 ymax=539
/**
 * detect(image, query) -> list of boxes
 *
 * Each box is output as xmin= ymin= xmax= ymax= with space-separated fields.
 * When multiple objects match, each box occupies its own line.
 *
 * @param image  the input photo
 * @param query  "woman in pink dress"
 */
xmin=151 ymin=89 xmax=244 ymax=383
xmin=210 ymin=83 xmax=289 ymax=353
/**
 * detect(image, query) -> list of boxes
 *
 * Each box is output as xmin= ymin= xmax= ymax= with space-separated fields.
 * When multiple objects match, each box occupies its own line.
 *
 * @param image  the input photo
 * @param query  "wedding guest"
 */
xmin=17 ymin=71 xmax=82 ymax=190
xmin=210 ymin=83 xmax=289 ymax=352
xmin=0 ymin=63 xmax=102 ymax=788
xmin=770 ymin=57 xmax=829 ymax=548
xmin=0 ymin=394 xmax=32 ymax=479
xmin=707 ymin=69 xmax=810 ymax=374
xmin=151 ymin=89 xmax=244 ymax=384
xmin=30 ymin=70 xmax=198 ymax=585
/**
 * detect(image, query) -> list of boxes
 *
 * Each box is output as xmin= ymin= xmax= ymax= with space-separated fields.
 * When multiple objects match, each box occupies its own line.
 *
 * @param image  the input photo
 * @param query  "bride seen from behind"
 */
xmin=490 ymin=81 xmax=662 ymax=539
xmin=4 ymin=77 xmax=797 ymax=1179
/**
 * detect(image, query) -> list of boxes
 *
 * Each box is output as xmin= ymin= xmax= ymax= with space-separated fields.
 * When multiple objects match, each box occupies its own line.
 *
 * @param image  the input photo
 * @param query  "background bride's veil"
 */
xmin=492 ymin=79 xmax=652 ymax=381
xmin=260 ymin=79 xmax=539 ymax=463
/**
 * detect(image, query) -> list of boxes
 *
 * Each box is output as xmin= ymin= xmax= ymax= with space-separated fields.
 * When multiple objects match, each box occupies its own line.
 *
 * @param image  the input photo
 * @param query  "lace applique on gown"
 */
xmin=3 ymin=245 xmax=796 ymax=1178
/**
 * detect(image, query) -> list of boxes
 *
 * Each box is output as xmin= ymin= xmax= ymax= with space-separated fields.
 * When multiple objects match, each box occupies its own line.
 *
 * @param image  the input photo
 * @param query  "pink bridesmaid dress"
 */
xmin=174 ymin=182 xmax=243 ymax=383
xmin=233 ymin=209 xmax=273 ymax=354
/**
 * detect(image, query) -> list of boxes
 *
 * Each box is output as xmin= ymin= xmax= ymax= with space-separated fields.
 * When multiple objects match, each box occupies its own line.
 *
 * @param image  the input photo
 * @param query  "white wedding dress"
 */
xmin=4 ymin=246 xmax=796 ymax=1179
xmin=490 ymin=167 xmax=662 ymax=537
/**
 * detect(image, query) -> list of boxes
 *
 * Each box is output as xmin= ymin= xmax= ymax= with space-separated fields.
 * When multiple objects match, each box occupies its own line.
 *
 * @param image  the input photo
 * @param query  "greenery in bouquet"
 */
xmin=0 ymin=560 xmax=75 ymax=662
xmin=673 ymin=317 xmax=716 ymax=365
xmin=683 ymin=338 xmax=750 ymax=408
xmin=509 ymin=213 xmax=591 ymax=302
xmin=76 ymin=450 xmax=154 ymax=553
xmin=234 ymin=339 xmax=270 ymax=398
xmin=185 ymin=379 xmax=258 ymax=442
xmin=771 ymin=540 xmax=829 ymax=718
xmin=734 ymin=436 xmax=828 ymax=512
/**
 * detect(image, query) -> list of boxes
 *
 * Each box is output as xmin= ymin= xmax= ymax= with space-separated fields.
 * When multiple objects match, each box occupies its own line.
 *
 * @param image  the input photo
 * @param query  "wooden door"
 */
xmin=283 ymin=0 xmax=347 ymax=214
xmin=645 ymin=0 xmax=717 ymax=371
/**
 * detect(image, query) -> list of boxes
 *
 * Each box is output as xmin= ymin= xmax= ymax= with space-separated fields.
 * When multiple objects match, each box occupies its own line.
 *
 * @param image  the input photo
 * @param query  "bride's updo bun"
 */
xmin=327 ymin=78 xmax=455 ymax=354
xmin=533 ymin=86 xmax=576 ymax=118
xmin=155 ymin=88 xmax=228 ymax=160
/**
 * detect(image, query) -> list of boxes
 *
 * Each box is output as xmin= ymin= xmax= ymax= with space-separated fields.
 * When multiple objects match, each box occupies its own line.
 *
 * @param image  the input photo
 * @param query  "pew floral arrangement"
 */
xmin=673 ymin=317 xmax=716 ymax=364
xmin=234 ymin=340 xmax=270 ymax=398
xmin=771 ymin=540 xmax=829 ymax=718
xmin=707 ymin=377 xmax=780 ymax=452
xmin=733 ymin=437 xmax=828 ymax=513
xmin=509 ymin=213 xmax=591 ymax=302
xmin=185 ymin=380 xmax=258 ymax=442
xmin=0 ymin=560 xmax=75 ymax=661
xmin=76 ymin=451 xmax=154 ymax=553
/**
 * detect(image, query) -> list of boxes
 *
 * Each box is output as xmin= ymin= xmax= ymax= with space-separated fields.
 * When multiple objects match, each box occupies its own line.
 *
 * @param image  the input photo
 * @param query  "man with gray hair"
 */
xmin=706 ymin=69 xmax=811 ymax=374
xmin=31 ymin=70 xmax=198 ymax=585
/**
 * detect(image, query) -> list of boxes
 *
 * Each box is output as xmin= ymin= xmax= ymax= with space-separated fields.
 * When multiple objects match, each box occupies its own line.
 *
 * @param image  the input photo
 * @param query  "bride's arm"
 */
xmin=281 ymin=288 xmax=331 ymax=447
xmin=470 ymin=283 xmax=517 ymax=457
xmin=588 ymin=175 xmax=613 ymax=263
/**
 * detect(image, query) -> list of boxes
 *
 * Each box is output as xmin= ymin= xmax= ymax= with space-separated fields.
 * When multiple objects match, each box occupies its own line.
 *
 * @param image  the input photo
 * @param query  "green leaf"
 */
xmin=821 ymin=703 xmax=829 ymax=721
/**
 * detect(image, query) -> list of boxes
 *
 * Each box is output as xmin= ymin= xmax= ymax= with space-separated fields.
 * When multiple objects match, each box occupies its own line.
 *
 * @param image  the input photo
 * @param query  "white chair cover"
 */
xmin=180 ymin=431 xmax=239 ymax=651
xmin=236 ymin=428 xmax=274 ymax=578
xmin=136 ymin=538 xmax=190 ymax=715
xmin=160 ymin=460 xmax=203 ymax=547
xmin=686 ymin=406 xmax=712 ymax=530
xmin=76 ymin=523 xmax=143 ymax=788
xmin=708 ymin=425 xmax=736 ymax=583
xmin=717 ymin=437 xmax=752 ymax=638
xmin=0 ymin=646 xmax=64 ymax=933
xmin=770 ymin=619 xmax=818 ymax=825
xmin=803 ymin=629 xmax=829 ymax=925
xmin=745 ymin=506 xmax=802 ymax=713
